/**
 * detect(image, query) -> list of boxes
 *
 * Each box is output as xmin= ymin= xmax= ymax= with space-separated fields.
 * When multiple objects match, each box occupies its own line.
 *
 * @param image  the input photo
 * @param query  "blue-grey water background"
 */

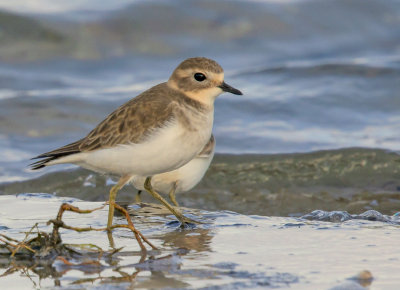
xmin=1 ymin=0 xmax=399 ymax=183
xmin=1 ymin=1 xmax=400 ymax=289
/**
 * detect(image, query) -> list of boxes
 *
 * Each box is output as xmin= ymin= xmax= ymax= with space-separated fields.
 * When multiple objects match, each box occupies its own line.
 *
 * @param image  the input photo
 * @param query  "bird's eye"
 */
xmin=194 ymin=73 xmax=206 ymax=82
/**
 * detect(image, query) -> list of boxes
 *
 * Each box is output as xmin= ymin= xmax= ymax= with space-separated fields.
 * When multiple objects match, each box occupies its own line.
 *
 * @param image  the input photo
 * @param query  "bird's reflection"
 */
xmin=161 ymin=228 xmax=213 ymax=252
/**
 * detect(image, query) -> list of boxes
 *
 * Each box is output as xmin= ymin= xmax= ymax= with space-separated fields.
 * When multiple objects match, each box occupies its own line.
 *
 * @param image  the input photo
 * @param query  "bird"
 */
xmin=30 ymin=57 xmax=242 ymax=228
xmin=133 ymin=134 xmax=215 ymax=207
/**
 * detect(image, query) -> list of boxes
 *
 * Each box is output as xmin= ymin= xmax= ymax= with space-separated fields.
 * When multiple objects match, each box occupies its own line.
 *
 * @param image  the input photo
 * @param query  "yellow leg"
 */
xmin=135 ymin=190 xmax=142 ymax=203
xmin=107 ymin=175 xmax=131 ymax=230
xmin=168 ymin=182 xmax=179 ymax=207
xmin=107 ymin=230 xmax=115 ymax=248
xmin=144 ymin=177 xmax=200 ymax=226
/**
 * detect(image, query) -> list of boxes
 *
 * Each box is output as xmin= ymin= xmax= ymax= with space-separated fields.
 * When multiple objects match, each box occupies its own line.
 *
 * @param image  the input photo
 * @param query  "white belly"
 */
xmin=131 ymin=148 xmax=215 ymax=194
xmin=51 ymin=116 xmax=213 ymax=177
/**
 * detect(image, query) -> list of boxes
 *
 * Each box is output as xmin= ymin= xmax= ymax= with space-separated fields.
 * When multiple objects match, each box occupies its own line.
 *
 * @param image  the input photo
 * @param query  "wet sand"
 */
xmin=0 ymin=194 xmax=399 ymax=289
xmin=2 ymin=148 xmax=400 ymax=216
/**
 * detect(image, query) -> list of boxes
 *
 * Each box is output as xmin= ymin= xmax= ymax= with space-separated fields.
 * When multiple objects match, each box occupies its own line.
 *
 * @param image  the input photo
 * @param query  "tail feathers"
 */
xmin=30 ymin=157 xmax=59 ymax=170
xmin=30 ymin=139 xmax=83 ymax=170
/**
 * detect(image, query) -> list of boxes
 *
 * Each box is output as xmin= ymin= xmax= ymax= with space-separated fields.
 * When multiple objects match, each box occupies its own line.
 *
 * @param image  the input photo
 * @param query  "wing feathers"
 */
xmin=30 ymin=82 xmax=206 ymax=170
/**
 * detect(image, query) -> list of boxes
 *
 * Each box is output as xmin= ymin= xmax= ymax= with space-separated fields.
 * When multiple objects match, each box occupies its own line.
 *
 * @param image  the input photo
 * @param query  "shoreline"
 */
xmin=1 ymin=147 xmax=399 ymax=217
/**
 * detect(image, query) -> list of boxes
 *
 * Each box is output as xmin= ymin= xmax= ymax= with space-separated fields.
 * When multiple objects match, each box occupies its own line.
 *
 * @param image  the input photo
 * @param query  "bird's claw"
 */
xmin=165 ymin=216 xmax=207 ymax=229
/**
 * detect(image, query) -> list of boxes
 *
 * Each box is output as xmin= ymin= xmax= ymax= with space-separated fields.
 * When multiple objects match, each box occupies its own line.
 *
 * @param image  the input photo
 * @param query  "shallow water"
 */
xmin=1 ymin=0 xmax=400 ymax=288
xmin=1 ymin=194 xmax=399 ymax=289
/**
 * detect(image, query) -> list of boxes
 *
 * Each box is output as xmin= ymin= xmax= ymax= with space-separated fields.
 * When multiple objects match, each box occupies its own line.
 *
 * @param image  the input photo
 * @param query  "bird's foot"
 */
xmin=165 ymin=215 xmax=207 ymax=229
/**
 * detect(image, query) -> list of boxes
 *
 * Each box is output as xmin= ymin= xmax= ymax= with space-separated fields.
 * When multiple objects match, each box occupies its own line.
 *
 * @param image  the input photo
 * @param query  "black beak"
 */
xmin=218 ymin=82 xmax=243 ymax=95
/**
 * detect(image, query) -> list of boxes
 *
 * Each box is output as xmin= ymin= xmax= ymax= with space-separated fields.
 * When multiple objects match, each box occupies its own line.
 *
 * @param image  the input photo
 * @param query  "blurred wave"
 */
xmin=0 ymin=0 xmax=399 ymax=61
xmin=0 ymin=0 xmax=399 ymax=183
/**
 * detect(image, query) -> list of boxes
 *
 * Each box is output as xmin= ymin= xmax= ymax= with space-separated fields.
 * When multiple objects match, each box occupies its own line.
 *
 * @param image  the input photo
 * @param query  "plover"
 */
xmin=31 ymin=57 xmax=242 ymax=228
xmin=133 ymin=134 xmax=215 ymax=207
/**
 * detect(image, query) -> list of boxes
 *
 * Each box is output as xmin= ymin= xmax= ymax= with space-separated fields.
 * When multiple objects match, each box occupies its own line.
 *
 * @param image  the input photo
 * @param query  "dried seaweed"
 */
xmin=0 ymin=201 xmax=159 ymax=288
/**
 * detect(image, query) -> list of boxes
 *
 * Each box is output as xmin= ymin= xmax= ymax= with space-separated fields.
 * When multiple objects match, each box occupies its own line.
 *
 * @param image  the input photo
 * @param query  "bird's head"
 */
xmin=168 ymin=57 xmax=242 ymax=106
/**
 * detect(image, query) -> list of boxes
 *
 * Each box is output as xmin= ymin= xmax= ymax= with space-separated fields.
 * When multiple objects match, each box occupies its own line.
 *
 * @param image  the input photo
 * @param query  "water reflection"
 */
xmin=161 ymin=229 xmax=213 ymax=252
xmin=0 ymin=232 xmax=208 ymax=288
xmin=0 ymin=250 xmax=183 ymax=288
xmin=0 ymin=200 xmax=215 ymax=288
xmin=1 ymin=196 xmax=398 ymax=288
